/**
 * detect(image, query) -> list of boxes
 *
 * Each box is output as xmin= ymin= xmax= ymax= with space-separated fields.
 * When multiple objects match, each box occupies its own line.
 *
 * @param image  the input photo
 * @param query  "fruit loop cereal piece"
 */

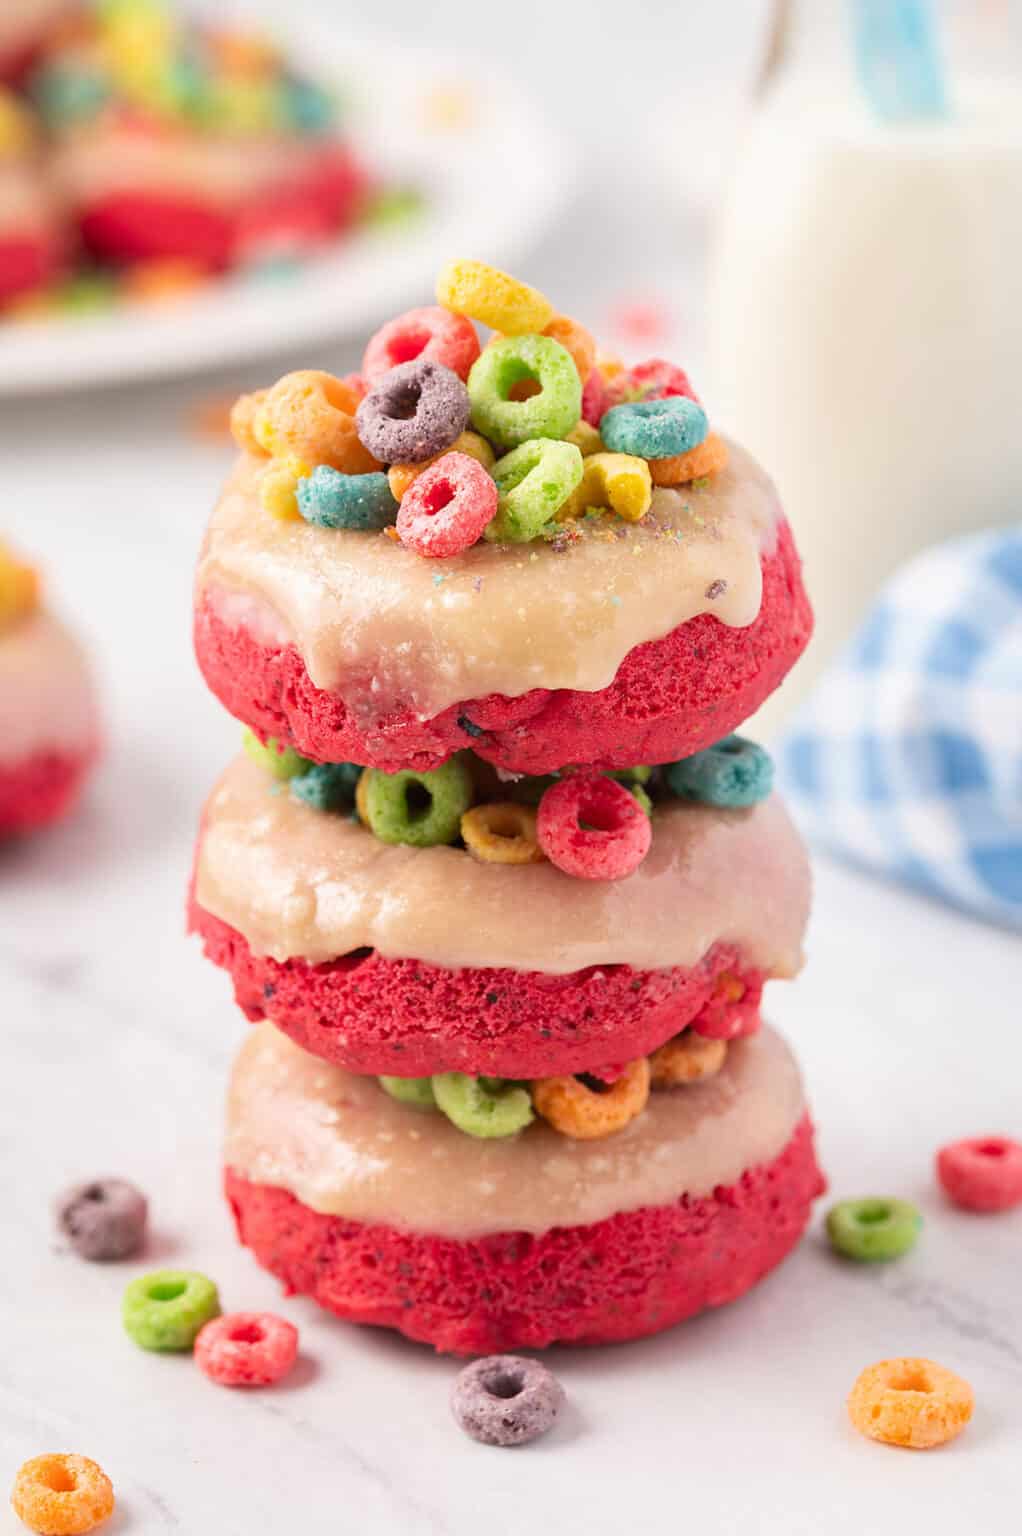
xmin=580 ymin=367 xmax=605 ymax=426
xmin=542 ymin=314 xmax=596 ymax=383
xmin=451 ymin=1356 xmax=565 ymax=1447
xmin=55 ymin=1178 xmax=147 ymax=1262
xmin=0 ymin=542 xmax=40 ymax=630
xmin=666 ymin=735 xmax=774 ymax=809
xmin=460 ymin=802 xmax=545 ymax=865
xmin=396 ymin=452 xmax=498 ymax=558
xmin=295 ymin=466 xmax=398 ymax=531
xmin=936 ymin=1137 xmax=1022 ymax=1212
xmin=826 ymin=1198 xmax=922 ymax=1262
xmin=379 ymin=1075 xmax=437 ymax=1108
xmin=194 ymin=1311 xmax=299 ymax=1388
xmin=537 ymin=774 xmax=652 ymax=881
xmin=11 ymin=1454 xmax=114 ymax=1535
xmin=559 ymin=451 xmax=652 ymax=524
xmin=355 ymin=360 xmax=470 ymax=465
xmin=650 ymin=1032 xmax=728 ymax=1086
xmin=122 ymin=1269 xmax=220 ymax=1351
xmin=289 ymin=761 xmax=361 ymax=812
xmin=123 ymin=259 xmax=209 ymax=304
xmin=387 ymin=431 xmax=495 ymax=501
xmin=467 ymin=335 xmax=582 ymax=450
xmin=603 ymin=357 xmax=699 ymax=409
xmin=847 ymin=1358 xmax=974 ymax=1449
xmin=628 ymin=783 xmax=653 ymax=817
xmin=650 ymin=431 xmax=730 ymax=487
xmin=362 ymin=305 xmax=481 ymax=383
xmin=486 ymin=439 xmax=583 ymax=543
xmin=432 ymin=1072 xmax=534 ymax=1139
xmin=600 ymin=396 xmax=708 ymax=460
xmin=437 ymin=259 xmax=553 ymax=335
xmin=242 ymin=730 xmax=312 ymax=781
xmin=532 ymin=1058 xmax=651 ymax=1140
xmin=359 ymin=758 xmax=473 ymax=846
xmin=254 ymin=371 xmax=377 ymax=474
xmin=565 ymin=420 xmax=604 ymax=456
xmin=229 ymin=389 xmax=269 ymax=455
xmin=258 ymin=455 xmax=312 ymax=521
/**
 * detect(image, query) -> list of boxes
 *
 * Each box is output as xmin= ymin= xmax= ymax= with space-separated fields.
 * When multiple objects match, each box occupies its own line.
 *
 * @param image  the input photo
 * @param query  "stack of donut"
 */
xmin=189 ymin=259 xmax=824 ymax=1354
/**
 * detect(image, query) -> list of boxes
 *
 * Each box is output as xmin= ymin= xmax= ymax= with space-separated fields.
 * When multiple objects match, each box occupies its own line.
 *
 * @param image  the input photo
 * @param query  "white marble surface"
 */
xmin=1 ymin=149 xmax=1021 ymax=1529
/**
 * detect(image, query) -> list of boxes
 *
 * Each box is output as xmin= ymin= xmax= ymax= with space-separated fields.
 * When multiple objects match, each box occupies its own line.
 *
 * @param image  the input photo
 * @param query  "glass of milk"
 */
xmin=708 ymin=0 xmax=1022 ymax=732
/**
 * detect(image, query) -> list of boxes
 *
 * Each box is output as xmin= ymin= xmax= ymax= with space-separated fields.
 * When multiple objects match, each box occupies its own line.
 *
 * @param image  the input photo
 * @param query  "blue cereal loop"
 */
xmin=296 ymin=466 xmax=398 ymax=531
xmin=290 ymin=761 xmax=362 ymax=811
xmin=599 ymin=396 xmax=708 ymax=460
xmin=665 ymin=735 xmax=774 ymax=808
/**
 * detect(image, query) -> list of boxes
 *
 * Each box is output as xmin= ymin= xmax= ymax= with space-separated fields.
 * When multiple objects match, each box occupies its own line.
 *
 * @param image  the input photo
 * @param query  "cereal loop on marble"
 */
xmin=10 ymin=1454 xmax=114 ymax=1535
xmin=847 ymin=1358 xmax=974 ymax=1449
xmin=532 ymin=1058 xmax=650 ymax=1140
xmin=254 ymin=370 xmax=378 ymax=474
xmin=460 ymin=802 xmax=545 ymax=864
xmin=936 ymin=1136 xmax=1022 ymax=1212
xmin=437 ymin=259 xmax=553 ymax=335
xmin=195 ymin=1311 xmax=299 ymax=1387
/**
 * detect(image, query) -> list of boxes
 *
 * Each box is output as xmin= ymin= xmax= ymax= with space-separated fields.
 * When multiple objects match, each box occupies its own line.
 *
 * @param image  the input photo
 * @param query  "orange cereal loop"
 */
xmin=254 ymin=370 xmax=380 ymax=475
xmin=0 ymin=540 xmax=40 ymax=628
xmin=461 ymin=802 xmax=545 ymax=865
xmin=848 ymin=1359 xmax=974 ymax=1450
xmin=388 ymin=431 xmax=494 ymax=502
xmin=532 ymin=1058 xmax=650 ymax=1140
xmin=230 ymin=389 xmax=269 ymax=455
xmin=596 ymin=351 xmax=624 ymax=382
xmin=649 ymin=1032 xmax=728 ymax=1087
xmin=649 ymin=431 xmax=730 ymax=487
xmin=11 ymin=1454 xmax=115 ymax=1534
xmin=543 ymin=315 xmax=596 ymax=384
xmin=123 ymin=259 xmax=209 ymax=304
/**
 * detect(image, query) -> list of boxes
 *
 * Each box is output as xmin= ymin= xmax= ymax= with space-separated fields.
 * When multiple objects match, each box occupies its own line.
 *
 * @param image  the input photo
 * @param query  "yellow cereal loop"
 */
xmin=258 ymin=455 xmax=310 ymax=521
xmin=0 ymin=540 xmax=40 ymax=630
xmin=560 ymin=452 xmax=652 ymax=524
xmin=388 ymin=431 xmax=495 ymax=502
xmin=0 ymin=90 xmax=35 ymax=157
xmin=532 ymin=1058 xmax=650 ymax=1140
xmin=596 ymin=352 xmax=625 ymax=382
xmin=848 ymin=1358 xmax=974 ymax=1449
xmin=437 ymin=259 xmax=553 ymax=336
xmin=650 ymin=1032 xmax=728 ymax=1086
xmin=649 ymin=431 xmax=730 ymax=487
xmin=565 ymin=420 xmax=604 ymax=457
xmin=460 ymin=802 xmax=545 ymax=865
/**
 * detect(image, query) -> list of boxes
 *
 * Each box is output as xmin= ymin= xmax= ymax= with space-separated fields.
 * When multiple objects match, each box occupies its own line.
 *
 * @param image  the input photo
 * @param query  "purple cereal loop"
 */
xmin=451 ymin=1355 xmax=565 ymax=1446
xmin=55 ymin=1177 xmax=148 ymax=1261
xmin=355 ymin=359 xmax=470 ymax=464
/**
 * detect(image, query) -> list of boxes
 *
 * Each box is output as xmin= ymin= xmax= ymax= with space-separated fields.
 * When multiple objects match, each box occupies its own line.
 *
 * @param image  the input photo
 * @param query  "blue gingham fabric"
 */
xmin=780 ymin=527 xmax=1022 ymax=929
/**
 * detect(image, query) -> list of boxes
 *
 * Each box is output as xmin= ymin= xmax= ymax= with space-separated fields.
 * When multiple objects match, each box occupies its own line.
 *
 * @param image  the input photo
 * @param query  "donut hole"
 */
xmin=888 ymin=1367 xmax=933 ymax=1394
xmin=148 ymin=1279 xmax=187 ymax=1303
xmin=38 ymin=1464 xmax=76 ymax=1494
xmin=484 ymin=1368 xmax=525 ymax=1400
xmin=853 ymin=1201 xmax=894 ymax=1226
xmin=229 ymin=1322 xmax=265 ymax=1346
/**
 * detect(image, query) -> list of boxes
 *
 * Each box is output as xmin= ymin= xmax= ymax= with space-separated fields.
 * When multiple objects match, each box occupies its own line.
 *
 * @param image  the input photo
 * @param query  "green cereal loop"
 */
xmin=485 ymin=439 xmax=584 ymax=543
xmin=290 ymin=761 xmax=361 ymax=812
xmin=468 ymin=335 xmax=582 ymax=450
xmin=432 ymin=1073 xmax=534 ymax=1139
xmin=628 ymin=783 xmax=653 ymax=817
xmin=361 ymin=757 xmax=473 ymax=847
xmin=607 ymin=766 xmax=652 ymax=786
xmin=379 ymin=1075 xmax=437 ymax=1108
xmin=243 ymin=729 xmax=313 ymax=781
xmin=825 ymin=1198 xmax=922 ymax=1262
xmin=122 ymin=1269 xmax=220 ymax=1351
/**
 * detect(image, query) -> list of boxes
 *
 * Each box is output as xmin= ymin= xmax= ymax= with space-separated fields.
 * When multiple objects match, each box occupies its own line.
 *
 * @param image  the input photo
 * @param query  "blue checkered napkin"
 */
xmin=779 ymin=527 xmax=1022 ymax=929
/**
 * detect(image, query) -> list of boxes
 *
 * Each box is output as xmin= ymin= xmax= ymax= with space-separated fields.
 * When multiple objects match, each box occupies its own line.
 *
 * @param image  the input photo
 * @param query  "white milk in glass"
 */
xmin=708 ymin=14 xmax=1022 ymax=731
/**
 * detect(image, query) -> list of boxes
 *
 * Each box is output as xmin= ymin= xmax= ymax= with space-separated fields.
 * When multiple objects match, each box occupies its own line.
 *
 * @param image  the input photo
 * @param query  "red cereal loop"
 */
xmin=195 ymin=1310 xmax=299 ymax=1387
xmin=580 ymin=368 xmax=605 ymax=427
xmin=396 ymin=451 xmax=498 ymax=558
xmin=536 ymin=774 xmax=652 ymax=881
xmin=936 ymin=1136 xmax=1022 ymax=1212
xmin=362 ymin=305 xmax=481 ymax=383
xmin=604 ymin=358 xmax=700 ymax=410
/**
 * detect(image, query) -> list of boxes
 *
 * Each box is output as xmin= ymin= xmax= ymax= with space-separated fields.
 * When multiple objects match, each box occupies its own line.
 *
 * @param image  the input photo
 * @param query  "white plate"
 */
xmin=0 ymin=30 xmax=570 ymax=395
